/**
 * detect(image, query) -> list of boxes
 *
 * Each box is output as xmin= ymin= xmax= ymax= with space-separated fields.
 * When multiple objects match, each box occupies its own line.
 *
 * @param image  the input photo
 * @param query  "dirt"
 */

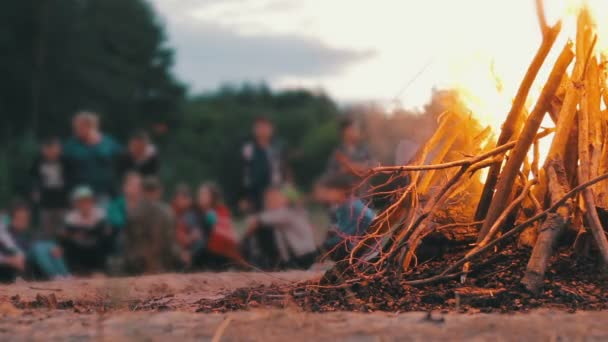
xmin=199 ymin=246 xmax=608 ymax=314
xmin=0 ymin=256 xmax=607 ymax=341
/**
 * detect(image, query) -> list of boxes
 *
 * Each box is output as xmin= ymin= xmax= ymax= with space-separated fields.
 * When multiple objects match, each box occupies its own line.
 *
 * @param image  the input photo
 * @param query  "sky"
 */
xmin=148 ymin=0 xmax=601 ymax=109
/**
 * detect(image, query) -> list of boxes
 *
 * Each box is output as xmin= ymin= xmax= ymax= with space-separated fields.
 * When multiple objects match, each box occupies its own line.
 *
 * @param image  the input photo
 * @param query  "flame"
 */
xmin=448 ymin=0 xmax=608 ymax=176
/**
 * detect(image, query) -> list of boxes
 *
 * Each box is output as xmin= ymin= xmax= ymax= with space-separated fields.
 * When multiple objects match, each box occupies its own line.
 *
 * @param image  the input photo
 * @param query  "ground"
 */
xmin=1 ymin=272 xmax=608 ymax=341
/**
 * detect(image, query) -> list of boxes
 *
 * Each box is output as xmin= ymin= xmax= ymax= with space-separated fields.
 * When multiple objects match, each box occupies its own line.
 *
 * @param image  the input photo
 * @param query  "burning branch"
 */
xmin=323 ymin=2 xmax=608 ymax=296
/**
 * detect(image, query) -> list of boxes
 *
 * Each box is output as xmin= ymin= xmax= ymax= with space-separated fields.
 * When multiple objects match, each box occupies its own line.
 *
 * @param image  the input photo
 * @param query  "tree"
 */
xmin=163 ymin=84 xmax=341 ymax=206
xmin=0 ymin=0 xmax=184 ymax=203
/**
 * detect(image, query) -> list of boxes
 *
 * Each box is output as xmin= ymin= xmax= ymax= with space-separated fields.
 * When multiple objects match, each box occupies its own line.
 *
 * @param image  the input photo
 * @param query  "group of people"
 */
xmin=0 ymin=111 xmax=378 ymax=282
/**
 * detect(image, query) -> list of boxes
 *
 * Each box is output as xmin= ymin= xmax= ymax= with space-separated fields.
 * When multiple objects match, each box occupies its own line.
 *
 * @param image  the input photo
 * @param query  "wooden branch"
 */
xmin=403 ymin=171 xmax=608 ymax=287
xmin=522 ymin=160 xmax=571 ymax=294
xmin=477 ymin=43 xmax=574 ymax=242
xmin=579 ymin=54 xmax=608 ymax=265
xmin=462 ymin=179 xmax=537 ymax=279
xmin=369 ymin=129 xmax=553 ymax=174
xmin=417 ymin=129 xmax=460 ymax=193
xmin=474 ymin=21 xmax=562 ymax=222
xmin=586 ymin=58 xmax=605 ymax=200
xmin=535 ymin=0 xmax=549 ymax=36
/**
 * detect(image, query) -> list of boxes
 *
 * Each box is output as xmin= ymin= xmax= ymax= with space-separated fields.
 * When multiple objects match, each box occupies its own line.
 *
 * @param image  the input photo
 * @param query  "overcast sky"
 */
xmin=148 ymin=0 xmax=596 ymax=108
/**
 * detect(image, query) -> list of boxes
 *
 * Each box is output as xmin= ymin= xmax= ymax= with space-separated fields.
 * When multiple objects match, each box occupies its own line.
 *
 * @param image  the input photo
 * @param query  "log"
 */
xmin=578 ymin=54 xmax=608 ymax=265
xmin=477 ymin=43 xmax=574 ymax=242
xmin=522 ymin=160 xmax=571 ymax=294
xmin=586 ymin=58 xmax=607 ymax=204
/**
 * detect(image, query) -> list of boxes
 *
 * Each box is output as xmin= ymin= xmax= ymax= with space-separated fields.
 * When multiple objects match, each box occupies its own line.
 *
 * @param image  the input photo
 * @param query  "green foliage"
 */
xmin=162 ymin=84 xmax=341 ymax=205
xmin=0 ymin=0 xmax=184 ymax=141
xmin=0 ymin=0 xmax=184 ymax=205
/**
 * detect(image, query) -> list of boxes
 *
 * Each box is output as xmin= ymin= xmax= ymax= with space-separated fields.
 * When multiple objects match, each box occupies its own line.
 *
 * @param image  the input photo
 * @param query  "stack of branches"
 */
xmin=329 ymin=1 xmax=608 ymax=294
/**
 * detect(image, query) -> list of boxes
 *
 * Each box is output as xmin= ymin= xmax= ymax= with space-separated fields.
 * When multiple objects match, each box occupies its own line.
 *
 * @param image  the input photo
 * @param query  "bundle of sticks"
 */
xmin=336 ymin=1 xmax=608 ymax=294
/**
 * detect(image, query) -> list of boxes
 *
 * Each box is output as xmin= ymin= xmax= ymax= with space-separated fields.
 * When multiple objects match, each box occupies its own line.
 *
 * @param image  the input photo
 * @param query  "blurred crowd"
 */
xmin=0 ymin=111 xmax=378 ymax=282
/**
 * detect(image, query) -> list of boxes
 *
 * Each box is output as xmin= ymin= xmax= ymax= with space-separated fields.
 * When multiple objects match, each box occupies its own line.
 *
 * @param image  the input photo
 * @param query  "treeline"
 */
xmin=0 ymin=0 xmax=448 ymax=206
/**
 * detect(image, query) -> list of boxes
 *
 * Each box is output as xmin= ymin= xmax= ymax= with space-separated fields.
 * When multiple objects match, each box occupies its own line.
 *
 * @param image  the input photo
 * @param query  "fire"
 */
xmin=448 ymin=0 xmax=608 ymax=172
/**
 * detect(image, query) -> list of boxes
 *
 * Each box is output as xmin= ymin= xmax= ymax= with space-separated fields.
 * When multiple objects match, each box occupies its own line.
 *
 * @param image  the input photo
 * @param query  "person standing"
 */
xmin=239 ymin=116 xmax=285 ymax=212
xmin=29 ymin=137 xmax=70 ymax=238
xmin=239 ymin=116 xmax=286 ymax=268
xmin=63 ymin=111 xmax=122 ymax=200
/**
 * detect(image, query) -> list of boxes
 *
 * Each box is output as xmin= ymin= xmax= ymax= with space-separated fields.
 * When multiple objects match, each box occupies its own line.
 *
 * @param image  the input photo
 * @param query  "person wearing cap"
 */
xmin=60 ymin=186 xmax=112 ymax=273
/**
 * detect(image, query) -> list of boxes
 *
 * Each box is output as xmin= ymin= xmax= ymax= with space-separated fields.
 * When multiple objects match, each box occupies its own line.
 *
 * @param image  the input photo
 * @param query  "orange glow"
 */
xmin=450 ymin=1 xmax=608 ymax=175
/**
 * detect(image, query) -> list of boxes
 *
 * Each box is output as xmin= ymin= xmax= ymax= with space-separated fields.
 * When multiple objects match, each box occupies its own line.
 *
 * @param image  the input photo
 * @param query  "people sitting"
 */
xmin=2 ymin=200 xmax=70 ymax=281
xmin=60 ymin=186 xmax=112 ymax=274
xmin=314 ymin=174 xmax=376 ymax=261
xmin=245 ymin=186 xmax=317 ymax=270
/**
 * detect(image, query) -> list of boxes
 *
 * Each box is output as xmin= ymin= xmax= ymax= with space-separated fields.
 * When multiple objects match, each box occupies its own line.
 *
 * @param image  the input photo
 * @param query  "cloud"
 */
xmin=167 ymin=21 xmax=374 ymax=92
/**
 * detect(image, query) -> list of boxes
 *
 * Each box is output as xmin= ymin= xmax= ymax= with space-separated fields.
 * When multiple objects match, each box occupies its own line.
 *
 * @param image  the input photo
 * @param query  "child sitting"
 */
xmin=246 ymin=186 xmax=317 ymax=269
xmin=184 ymin=183 xmax=241 ymax=269
xmin=171 ymin=183 xmax=195 ymax=252
xmin=61 ymin=186 xmax=112 ymax=274
xmin=314 ymin=174 xmax=376 ymax=261
xmin=2 ymin=200 xmax=70 ymax=281
xmin=0 ymin=203 xmax=27 ymax=283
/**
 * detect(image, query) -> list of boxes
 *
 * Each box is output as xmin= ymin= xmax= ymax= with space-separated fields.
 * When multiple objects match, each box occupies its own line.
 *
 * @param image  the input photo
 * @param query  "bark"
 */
xmin=477 ymin=43 xmax=574 ymax=242
xmin=474 ymin=22 xmax=562 ymax=222
xmin=522 ymin=160 xmax=570 ymax=294
xmin=578 ymin=55 xmax=608 ymax=266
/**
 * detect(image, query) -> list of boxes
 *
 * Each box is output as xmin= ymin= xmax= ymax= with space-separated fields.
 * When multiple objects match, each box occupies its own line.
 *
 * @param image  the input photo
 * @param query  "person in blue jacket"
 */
xmin=314 ymin=173 xmax=376 ymax=261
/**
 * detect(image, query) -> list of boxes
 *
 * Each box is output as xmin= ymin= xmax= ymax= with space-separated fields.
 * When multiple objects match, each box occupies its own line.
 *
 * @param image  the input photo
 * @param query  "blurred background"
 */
xmin=0 ymin=0 xmax=472 ymax=206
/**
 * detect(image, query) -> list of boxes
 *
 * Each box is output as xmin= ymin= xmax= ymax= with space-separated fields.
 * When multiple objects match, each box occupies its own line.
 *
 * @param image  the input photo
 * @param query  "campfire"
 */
xmin=326 ymin=0 xmax=608 ymax=295
xmin=198 ymin=0 xmax=608 ymax=315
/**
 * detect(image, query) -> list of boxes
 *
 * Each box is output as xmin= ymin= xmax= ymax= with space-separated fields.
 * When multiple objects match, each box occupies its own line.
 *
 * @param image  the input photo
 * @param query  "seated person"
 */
xmin=2 ymin=200 xmax=70 ymax=281
xmin=0 ymin=203 xmax=27 ymax=283
xmin=107 ymin=172 xmax=143 ymax=232
xmin=314 ymin=174 xmax=376 ymax=261
xmin=171 ymin=183 xmax=195 ymax=251
xmin=246 ymin=187 xmax=317 ymax=270
xmin=123 ymin=177 xmax=179 ymax=275
xmin=60 ymin=186 xmax=113 ymax=274
xmin=184 ymin=183 xmax=242 ymax=270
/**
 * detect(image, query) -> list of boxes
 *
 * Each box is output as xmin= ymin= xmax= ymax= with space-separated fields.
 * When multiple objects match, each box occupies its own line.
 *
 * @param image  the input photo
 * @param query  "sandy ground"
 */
xmin=1 ymin=271 xmax=607 ymax=341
